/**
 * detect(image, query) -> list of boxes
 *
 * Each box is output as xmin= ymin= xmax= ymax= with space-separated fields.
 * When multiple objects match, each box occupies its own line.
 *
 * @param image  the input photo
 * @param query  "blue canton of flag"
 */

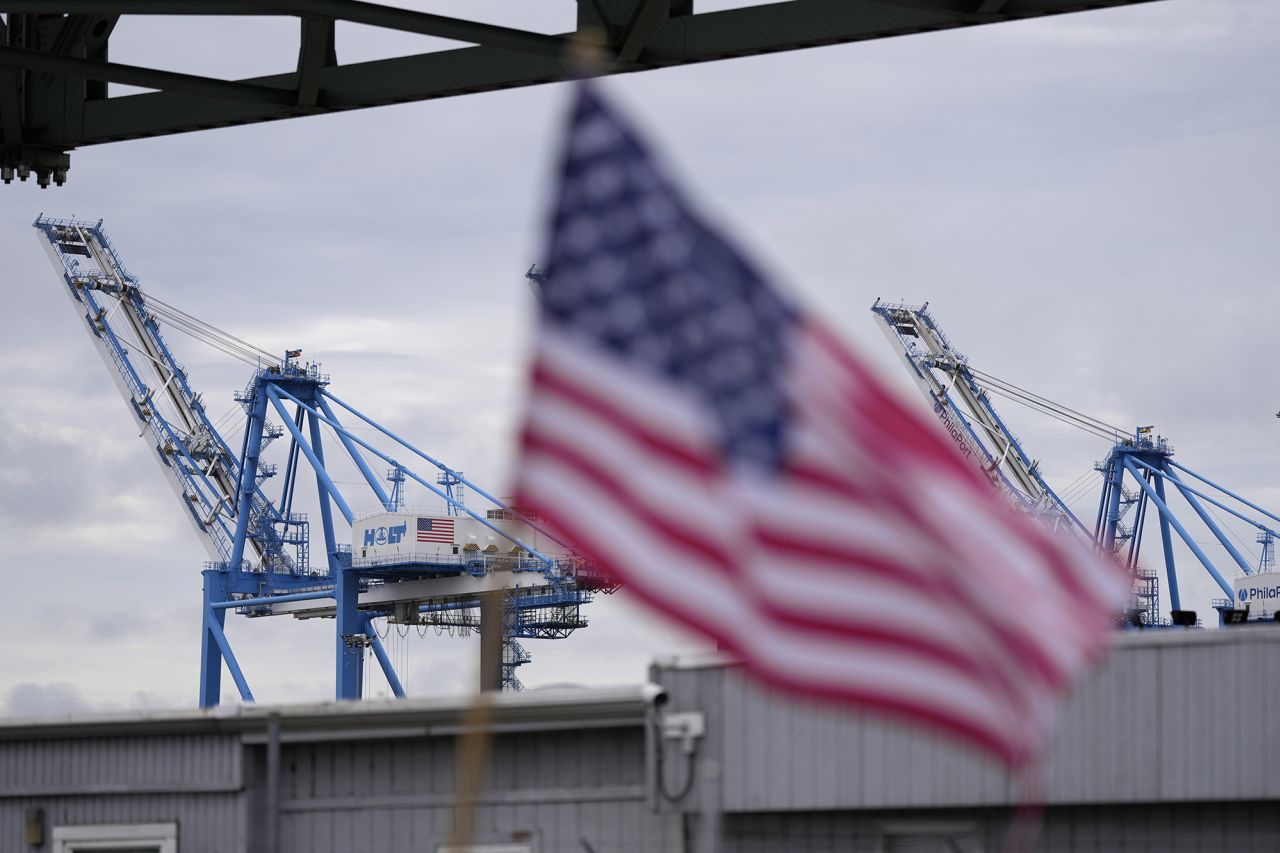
xmin=539 ymin=84 xmax=796 ymax=471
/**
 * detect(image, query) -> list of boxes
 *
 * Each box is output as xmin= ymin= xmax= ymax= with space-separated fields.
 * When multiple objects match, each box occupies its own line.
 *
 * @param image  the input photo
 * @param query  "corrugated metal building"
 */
xmin=3 ymin=627 xmax=1278 ymax=852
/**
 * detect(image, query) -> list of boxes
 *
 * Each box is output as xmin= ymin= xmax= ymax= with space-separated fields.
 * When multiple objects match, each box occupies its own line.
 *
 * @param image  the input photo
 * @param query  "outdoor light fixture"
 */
xmin=1222 ymin=608 xmax=1250 ymax=625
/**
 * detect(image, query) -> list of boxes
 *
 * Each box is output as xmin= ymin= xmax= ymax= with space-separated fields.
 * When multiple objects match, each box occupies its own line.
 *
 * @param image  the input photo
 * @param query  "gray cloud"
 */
xmin=1 ymin=682 xmax=94 ymax=717
xmin=0 ymin=681 xmax=185 ymax=718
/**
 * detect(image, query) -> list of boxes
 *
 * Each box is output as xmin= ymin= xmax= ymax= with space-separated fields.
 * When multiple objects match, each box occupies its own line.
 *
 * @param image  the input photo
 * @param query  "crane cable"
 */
xmin=966 ymin=378 xmax=1122 ymax=442
xmin=140 ymin=304 xmax=268 ymax=368
xmin=970 ymin=378 xmax=1119 ymax=437
xmin=936 ymin=359 xmax=1118 ymax=441
xmin=971 ymin=381 xmax=1119 ymax=442
xmin=1060 ymin=471 xmax=1104 ymax=508
xmin=139 ymin=292 xmax=281 ymax=368
xmin=1056 ymin=467 xmax=1100 ymax=504
xmin=966 ymin=366 xmax=1127 ymax=439
xmin=144 ymin=292 xmax=278 ymax=362
xmin=1202 ymin=499 xmax=1261 ymax=566
xmin=941 ymin=363 xmax=1119 ymax=513
xmin=146 ymin=311 xmax=273 ymax=367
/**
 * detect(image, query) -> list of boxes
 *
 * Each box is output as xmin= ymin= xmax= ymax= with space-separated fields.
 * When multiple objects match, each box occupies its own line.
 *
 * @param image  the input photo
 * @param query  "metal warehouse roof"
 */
xmin=0 ymin=683 xmax=655 ymax=742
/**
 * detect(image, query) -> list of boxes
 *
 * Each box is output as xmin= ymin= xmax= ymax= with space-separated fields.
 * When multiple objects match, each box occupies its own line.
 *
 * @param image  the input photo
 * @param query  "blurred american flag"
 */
xmin=516 ymin=83 xmax=1129 ymax=767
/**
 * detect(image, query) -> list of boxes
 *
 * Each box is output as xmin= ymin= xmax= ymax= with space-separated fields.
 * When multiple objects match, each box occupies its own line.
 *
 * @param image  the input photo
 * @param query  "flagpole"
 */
xmin=444 ymin=602 xmax=500 ymax=850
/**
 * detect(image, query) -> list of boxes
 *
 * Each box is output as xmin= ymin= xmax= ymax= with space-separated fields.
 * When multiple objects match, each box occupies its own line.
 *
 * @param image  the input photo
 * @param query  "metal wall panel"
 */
xmin=0 ymin=792 xmax=247 ymax=853
xmin=659 ymin=627 xmax=1280 ymax=813
xmin=1045 ymin=642 xmax=1160 ymax=802
xmin=0 ymin=702 xmax=667 ymax=852
xmin=277 ymin=797 xmax=678 ymax=853
xmin=713 ymin=801 xmax=1280 ymax=853
xmin=1156 ymin=635 xmax=1280 ymax=802
xmin=0 ymin=734 xmax=242 ymax=796
xmin=268 ymin=727 xmax=671 ymax=853
xmin=711 ymin=669 xmax=1007 ymax=812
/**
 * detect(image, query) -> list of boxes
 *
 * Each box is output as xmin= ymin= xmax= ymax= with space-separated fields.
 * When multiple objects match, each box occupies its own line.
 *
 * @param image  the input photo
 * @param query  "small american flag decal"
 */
xmin=416 ymin=516 xmax=455 ymax=544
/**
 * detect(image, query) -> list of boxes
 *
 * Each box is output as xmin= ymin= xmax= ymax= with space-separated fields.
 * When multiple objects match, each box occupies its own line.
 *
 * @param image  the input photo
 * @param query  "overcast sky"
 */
xmin=1 ymin=1 xmax=1278 ymax=716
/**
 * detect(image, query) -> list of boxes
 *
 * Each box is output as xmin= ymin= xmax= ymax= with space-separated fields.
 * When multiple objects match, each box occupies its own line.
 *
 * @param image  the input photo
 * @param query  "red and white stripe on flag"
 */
xmin=517 ymin=319 xmax=1130 ymax=768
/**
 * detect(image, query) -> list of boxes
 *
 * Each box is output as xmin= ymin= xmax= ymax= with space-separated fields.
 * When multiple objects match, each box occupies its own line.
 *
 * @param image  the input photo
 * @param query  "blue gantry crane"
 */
xmin=35 ymin=215 xmax=608 ymax=705
xmin=873 ymin=301 xmax=1280 ymax=627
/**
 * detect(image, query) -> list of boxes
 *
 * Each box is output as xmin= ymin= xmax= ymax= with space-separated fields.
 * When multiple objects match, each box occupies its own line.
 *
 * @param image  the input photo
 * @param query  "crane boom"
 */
xmin=871 ymin=301 xmax=1085 ymax=537
xmin=34 ymin=215 xmax=302 ymax=571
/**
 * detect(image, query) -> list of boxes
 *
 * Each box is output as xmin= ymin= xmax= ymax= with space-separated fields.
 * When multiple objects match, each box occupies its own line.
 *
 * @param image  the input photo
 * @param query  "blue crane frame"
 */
xmin=1096 ymin=429 xmax=1280 ymax=625
xmin=35 ymin=215 xmax=602 ymax=705
xmin=873 ymin=301 xmax=1280 ymax=628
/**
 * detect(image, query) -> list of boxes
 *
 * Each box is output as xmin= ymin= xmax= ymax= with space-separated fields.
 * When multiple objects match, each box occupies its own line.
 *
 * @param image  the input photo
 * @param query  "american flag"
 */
xmin=515 ymin=83 xmax=1131 ymax=767
xmin=417 ymin=516 xmax=455 ymax=544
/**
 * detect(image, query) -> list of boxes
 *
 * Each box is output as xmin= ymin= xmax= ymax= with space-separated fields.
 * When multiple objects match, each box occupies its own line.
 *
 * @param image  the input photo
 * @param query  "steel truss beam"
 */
xmin=1 ymin=0 xmax=1162 ymax=186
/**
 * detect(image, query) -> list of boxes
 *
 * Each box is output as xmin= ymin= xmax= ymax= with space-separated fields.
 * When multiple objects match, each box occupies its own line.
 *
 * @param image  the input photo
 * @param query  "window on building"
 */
xmin=52 ymin=822 xmax=178 ymax=853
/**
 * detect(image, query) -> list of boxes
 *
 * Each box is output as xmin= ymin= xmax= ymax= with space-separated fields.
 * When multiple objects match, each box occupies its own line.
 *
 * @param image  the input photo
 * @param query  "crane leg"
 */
xmin=335 ymin=565 xmax=364 ymax=700
xmin=479 ymin=591 xmax=504 ymax=692
xmin=1152 ymin=472 xmax=1182 ymax=613
xmin=199 ymin=569 xmax=229 ymax=708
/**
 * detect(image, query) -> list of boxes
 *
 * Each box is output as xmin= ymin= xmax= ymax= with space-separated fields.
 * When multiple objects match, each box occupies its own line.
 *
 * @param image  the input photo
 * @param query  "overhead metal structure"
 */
xmin=35 ymin=215 xmax=609 ymax=704
xmin=873 ymin=301 xmax=1280 ymax=629
xmin=1 ymin=0 xmax=1162 ymax=187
